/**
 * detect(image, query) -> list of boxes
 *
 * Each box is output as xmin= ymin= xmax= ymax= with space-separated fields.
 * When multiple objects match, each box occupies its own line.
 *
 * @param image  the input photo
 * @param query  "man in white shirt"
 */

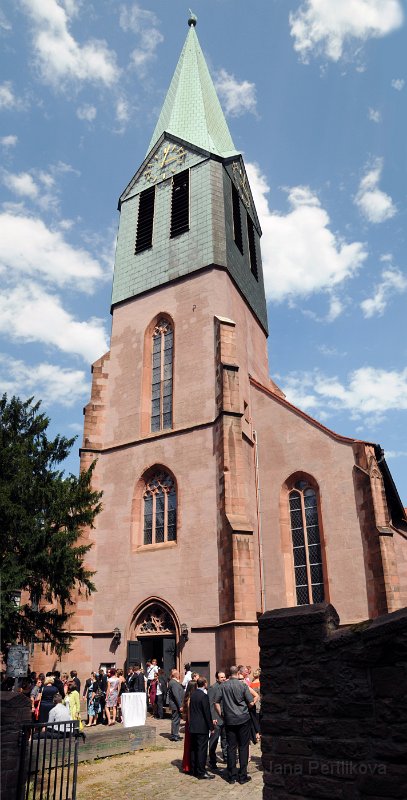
xmin=47 ymin=693 xmax=71 ymax=734
xmin=182 ymin=662 xmax=192 ymax=688
xmin=146 ymin=659 xmax=159 ymax=689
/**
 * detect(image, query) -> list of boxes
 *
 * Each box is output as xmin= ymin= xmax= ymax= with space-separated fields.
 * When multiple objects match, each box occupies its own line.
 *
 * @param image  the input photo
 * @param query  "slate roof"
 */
xmin=146 ymin=21 xmax=238 ymax=159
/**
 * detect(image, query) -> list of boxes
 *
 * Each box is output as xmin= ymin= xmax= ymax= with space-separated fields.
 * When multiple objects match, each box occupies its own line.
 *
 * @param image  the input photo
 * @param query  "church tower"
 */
xmin=77 ymin=15 xmax=271 ymax=675
xmin=64 ymin=15 xmax=406 ymax=681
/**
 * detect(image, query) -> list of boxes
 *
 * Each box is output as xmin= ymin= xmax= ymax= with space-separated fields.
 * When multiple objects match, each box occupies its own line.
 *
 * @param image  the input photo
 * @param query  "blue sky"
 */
xmin=0 ymin=0 xmax=406 ymax=503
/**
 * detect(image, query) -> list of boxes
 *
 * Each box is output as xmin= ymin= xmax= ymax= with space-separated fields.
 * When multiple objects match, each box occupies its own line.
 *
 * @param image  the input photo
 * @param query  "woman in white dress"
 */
xmin=105 ymin=668 xmax=120 ymax=725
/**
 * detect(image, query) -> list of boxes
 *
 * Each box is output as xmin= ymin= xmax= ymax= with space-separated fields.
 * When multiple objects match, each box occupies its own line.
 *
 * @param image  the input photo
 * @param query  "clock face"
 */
xmin=143 ymin=143 xmax=187 ymax=184
xmin=232 ymin=161 xmax=251 ymax=209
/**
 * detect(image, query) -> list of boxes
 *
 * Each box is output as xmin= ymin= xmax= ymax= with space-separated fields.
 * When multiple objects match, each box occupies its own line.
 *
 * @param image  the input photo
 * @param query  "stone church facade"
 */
xmin=36 ymin=19 xmax=407 ymax=679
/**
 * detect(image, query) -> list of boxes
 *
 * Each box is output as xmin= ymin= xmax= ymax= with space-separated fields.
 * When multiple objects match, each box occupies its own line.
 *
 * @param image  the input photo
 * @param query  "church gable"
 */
xmin=224 ymin=157 xmax=262 ymax=234
xmin=119 ymin=134 xmax=213 ymax=205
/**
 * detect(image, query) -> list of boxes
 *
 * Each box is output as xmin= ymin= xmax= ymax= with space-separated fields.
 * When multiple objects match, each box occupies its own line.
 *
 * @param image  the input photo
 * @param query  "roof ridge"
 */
xmin=249 ymin=375 xmax=374 ymax=445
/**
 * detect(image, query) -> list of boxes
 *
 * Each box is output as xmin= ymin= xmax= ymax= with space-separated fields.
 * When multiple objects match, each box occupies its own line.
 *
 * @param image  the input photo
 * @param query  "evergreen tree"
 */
xmin=0 ymin=394 xmax=102 ymax=657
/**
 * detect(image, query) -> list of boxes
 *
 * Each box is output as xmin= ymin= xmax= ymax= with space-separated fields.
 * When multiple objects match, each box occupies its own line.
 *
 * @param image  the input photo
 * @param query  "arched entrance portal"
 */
xmin=127 ymin=601 xmax=178 ymax=677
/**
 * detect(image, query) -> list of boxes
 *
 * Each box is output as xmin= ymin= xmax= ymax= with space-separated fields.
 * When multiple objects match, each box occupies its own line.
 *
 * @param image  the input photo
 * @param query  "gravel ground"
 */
xmin=77 ymin=717 xmax=263 ymax=800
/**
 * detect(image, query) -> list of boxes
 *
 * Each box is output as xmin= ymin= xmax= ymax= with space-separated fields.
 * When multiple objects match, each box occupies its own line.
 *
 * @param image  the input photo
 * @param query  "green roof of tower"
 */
xmin=147 ymin=16 xmax=238 ymax=159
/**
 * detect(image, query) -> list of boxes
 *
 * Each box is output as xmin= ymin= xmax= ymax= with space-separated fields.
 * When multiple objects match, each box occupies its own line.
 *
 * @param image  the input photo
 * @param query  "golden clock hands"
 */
xmin=162 ymin=155 xmax=184 ymax=166
xmin=160 ymin=145 xmax=171 ymax=168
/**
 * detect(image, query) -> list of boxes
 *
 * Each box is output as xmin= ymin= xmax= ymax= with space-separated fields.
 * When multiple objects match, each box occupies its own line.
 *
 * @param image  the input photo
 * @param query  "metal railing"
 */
xmin=16 ymin=720 xmax=80 ymax=800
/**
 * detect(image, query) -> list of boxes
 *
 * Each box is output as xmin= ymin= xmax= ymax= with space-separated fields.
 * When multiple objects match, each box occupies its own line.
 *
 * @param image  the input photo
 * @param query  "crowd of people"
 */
xmin=2 ymin=660 xmax=261 ymax=783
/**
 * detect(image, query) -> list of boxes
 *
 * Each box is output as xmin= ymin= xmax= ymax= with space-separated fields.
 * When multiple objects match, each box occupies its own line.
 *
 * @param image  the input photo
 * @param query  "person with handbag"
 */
xmin=31 ymin=675 xmax=44 ymax=721
xmin=83 ymin=672 xmax=99 ymax=726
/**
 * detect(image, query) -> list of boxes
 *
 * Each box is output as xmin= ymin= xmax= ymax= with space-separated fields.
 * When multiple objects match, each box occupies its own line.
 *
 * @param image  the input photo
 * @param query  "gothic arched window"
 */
xmin=143 ymin=472 xmax=177 ymax=545
xmin=289 ymin=481 xmax=325 ymax=605
xmin=151 ymin=318 xmax=173 ymax=432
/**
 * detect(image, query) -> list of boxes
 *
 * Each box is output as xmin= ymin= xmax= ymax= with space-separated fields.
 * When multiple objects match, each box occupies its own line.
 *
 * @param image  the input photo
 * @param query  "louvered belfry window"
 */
xmin=170 ymin=169 xmax=189 ymax=237
xmin=143 ymin=472 xmax=177 ymax=545
xmin=151 ymin=318 xmax=173 ymax=432
xmin=289 ymin=482 xmax=325 ymax=605
xmin=247 ymin=214 xmax=258 ymax=280
xmin=232 ymin=183 xmax=243 ymax=254
xmin=135 ymin=186 xmax=155 ymax=254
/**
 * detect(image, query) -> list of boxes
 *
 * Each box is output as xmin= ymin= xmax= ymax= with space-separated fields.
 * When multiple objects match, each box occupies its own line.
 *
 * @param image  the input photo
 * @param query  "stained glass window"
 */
xmin=289 ymin=483 xmax=325 ymax=605
xmin=151 ymin=318 xmax=173 ymax=432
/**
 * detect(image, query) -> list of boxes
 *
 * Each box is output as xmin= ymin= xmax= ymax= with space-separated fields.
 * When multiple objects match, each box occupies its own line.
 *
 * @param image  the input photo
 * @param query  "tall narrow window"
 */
xmin=143 ymin=472 xmax=177 ymax=545
xmin=135 ymin=186 xmax=155 ymax=253
xmin=289 ymin=482 xmax=325 ymax=605
xmin=151 ymin=318 xmax=173 ymax=432
xmin=232 ymin=183 xmax=243 ymax=253
xmin=247 ymin=214 xmax=258 ymax=280
xmin=170 ymin=170 xmax=189 ymax=237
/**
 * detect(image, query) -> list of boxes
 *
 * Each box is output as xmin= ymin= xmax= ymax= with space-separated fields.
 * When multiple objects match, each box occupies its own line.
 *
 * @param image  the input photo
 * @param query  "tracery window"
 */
xmin=135 ymin=605 xmax=176 ymax=635
xmin=289 ymin=481 xmax=325 ymax=605
xmin=143 ymin=472 xmax=177 ymax=545
xmin=151 ymin=318 xmax=173 ymax=432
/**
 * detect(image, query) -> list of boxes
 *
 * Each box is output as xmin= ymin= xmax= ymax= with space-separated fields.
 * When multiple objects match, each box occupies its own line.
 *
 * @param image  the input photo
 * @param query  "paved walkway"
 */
xmin=77 ymin=717 xmax=263 ymax=800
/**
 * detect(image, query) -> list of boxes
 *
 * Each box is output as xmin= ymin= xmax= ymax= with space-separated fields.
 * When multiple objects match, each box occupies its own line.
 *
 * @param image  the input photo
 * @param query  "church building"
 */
xmin=53 ymin=17 xmax=406 ymax=680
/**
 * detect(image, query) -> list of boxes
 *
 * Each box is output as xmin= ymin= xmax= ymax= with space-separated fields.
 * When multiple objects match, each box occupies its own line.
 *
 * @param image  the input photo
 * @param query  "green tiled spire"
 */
xmin=147 ymin=17 xmax=238 ymax=158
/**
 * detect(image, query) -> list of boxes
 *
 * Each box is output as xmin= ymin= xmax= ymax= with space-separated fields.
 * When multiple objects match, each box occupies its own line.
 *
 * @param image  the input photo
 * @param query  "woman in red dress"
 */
xmin=181 ymin=680 xmax=197 ymax=773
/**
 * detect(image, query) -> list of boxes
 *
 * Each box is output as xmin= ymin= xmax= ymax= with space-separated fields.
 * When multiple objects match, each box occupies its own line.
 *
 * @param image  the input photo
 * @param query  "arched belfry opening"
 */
xmin=127 ymin=598 xmax=179 ymax=677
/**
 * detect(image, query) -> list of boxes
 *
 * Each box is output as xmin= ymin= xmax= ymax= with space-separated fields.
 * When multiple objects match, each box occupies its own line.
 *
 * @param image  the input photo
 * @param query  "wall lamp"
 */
xmin=113 ymin=627 xmax=121 ymax=644
xmin=180 ymin=623 xmax=189 ymax=641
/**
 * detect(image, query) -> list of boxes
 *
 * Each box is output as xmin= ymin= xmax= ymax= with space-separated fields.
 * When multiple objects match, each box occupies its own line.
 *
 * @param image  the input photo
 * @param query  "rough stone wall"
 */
xmin=259 ymin=603 xmax=407 ymax=800
xmin=1 ymin=692 xmax=32 ymax=800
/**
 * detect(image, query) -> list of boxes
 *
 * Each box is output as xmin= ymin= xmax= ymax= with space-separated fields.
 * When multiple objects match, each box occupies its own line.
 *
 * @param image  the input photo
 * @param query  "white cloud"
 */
xmin=76 ymin=104 xmax=97 ymax=122
xmin=214 ymin=69 xmax=257 ymax=117
xmin=391 ymin=78 xmax=405 ymax=90
xmin=368 ymin=107 xmax=381 ymax=123
xmin=3 ymin=170 xmax=39 ymax=199
xmin=0 ymin=9 xmax=12 ymax=30
xmin=290 ymin=0 xmax=404 ymax=62
xmin=120 ymin=4 xmax=163 ymax=76
xmin=0 ymin=211 xmax=104 ymax=290
xmin=0 ymin=354 xmax=89 ymax=407
xmin=116 ymin=97 xmax=130 ymax=124
xmin=0 ymin=135 xmax=18 ymax=148
xmin=326 ymin=296 xmax=344 ymax=322
xmin=385 ymin=450 xmax=407 ymax=459
xmin=281 ymin=366 xmax=407 ymax=419
xmin=0 ymin=283 xmax=108 ymax=363
xmin=20 ymin=0 xmax=119 ymax=88
xmin=0 ymin=81 xmax=24 ymax=110
xmin=355 ymin=159 xmax=396 ymax=223
xmin=361 ymin=268 xmax=407 ymax=317
xmin=247 ymin=163 xmax=367 ymax=303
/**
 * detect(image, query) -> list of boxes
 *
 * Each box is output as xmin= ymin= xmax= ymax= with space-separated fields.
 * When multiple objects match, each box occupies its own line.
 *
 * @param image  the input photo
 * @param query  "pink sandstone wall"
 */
xmin=250 ymin=382 xmax=371 ymax=624
xmin=59 ymin=270 xmax=270 ymax=676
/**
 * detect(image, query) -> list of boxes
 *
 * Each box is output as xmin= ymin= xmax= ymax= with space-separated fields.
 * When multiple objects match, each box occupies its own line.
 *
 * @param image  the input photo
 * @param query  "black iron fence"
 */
xmin=16 ymin=720 xmax=80 ymax=800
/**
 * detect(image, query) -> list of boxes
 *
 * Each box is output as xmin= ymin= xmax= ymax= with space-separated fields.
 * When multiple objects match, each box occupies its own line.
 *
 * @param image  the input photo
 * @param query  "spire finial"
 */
xmin=188 ymin=9 xmax=197 ymax=26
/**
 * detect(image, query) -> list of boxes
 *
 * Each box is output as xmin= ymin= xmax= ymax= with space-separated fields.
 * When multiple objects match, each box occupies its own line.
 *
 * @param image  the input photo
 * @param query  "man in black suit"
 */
xmin=128 ymin=662 xmax=146 ymax=693
xmin=189 ymin=678 xmax=215 ymax=780
xmin=208 ymin=670 xmax=228 ymax=768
